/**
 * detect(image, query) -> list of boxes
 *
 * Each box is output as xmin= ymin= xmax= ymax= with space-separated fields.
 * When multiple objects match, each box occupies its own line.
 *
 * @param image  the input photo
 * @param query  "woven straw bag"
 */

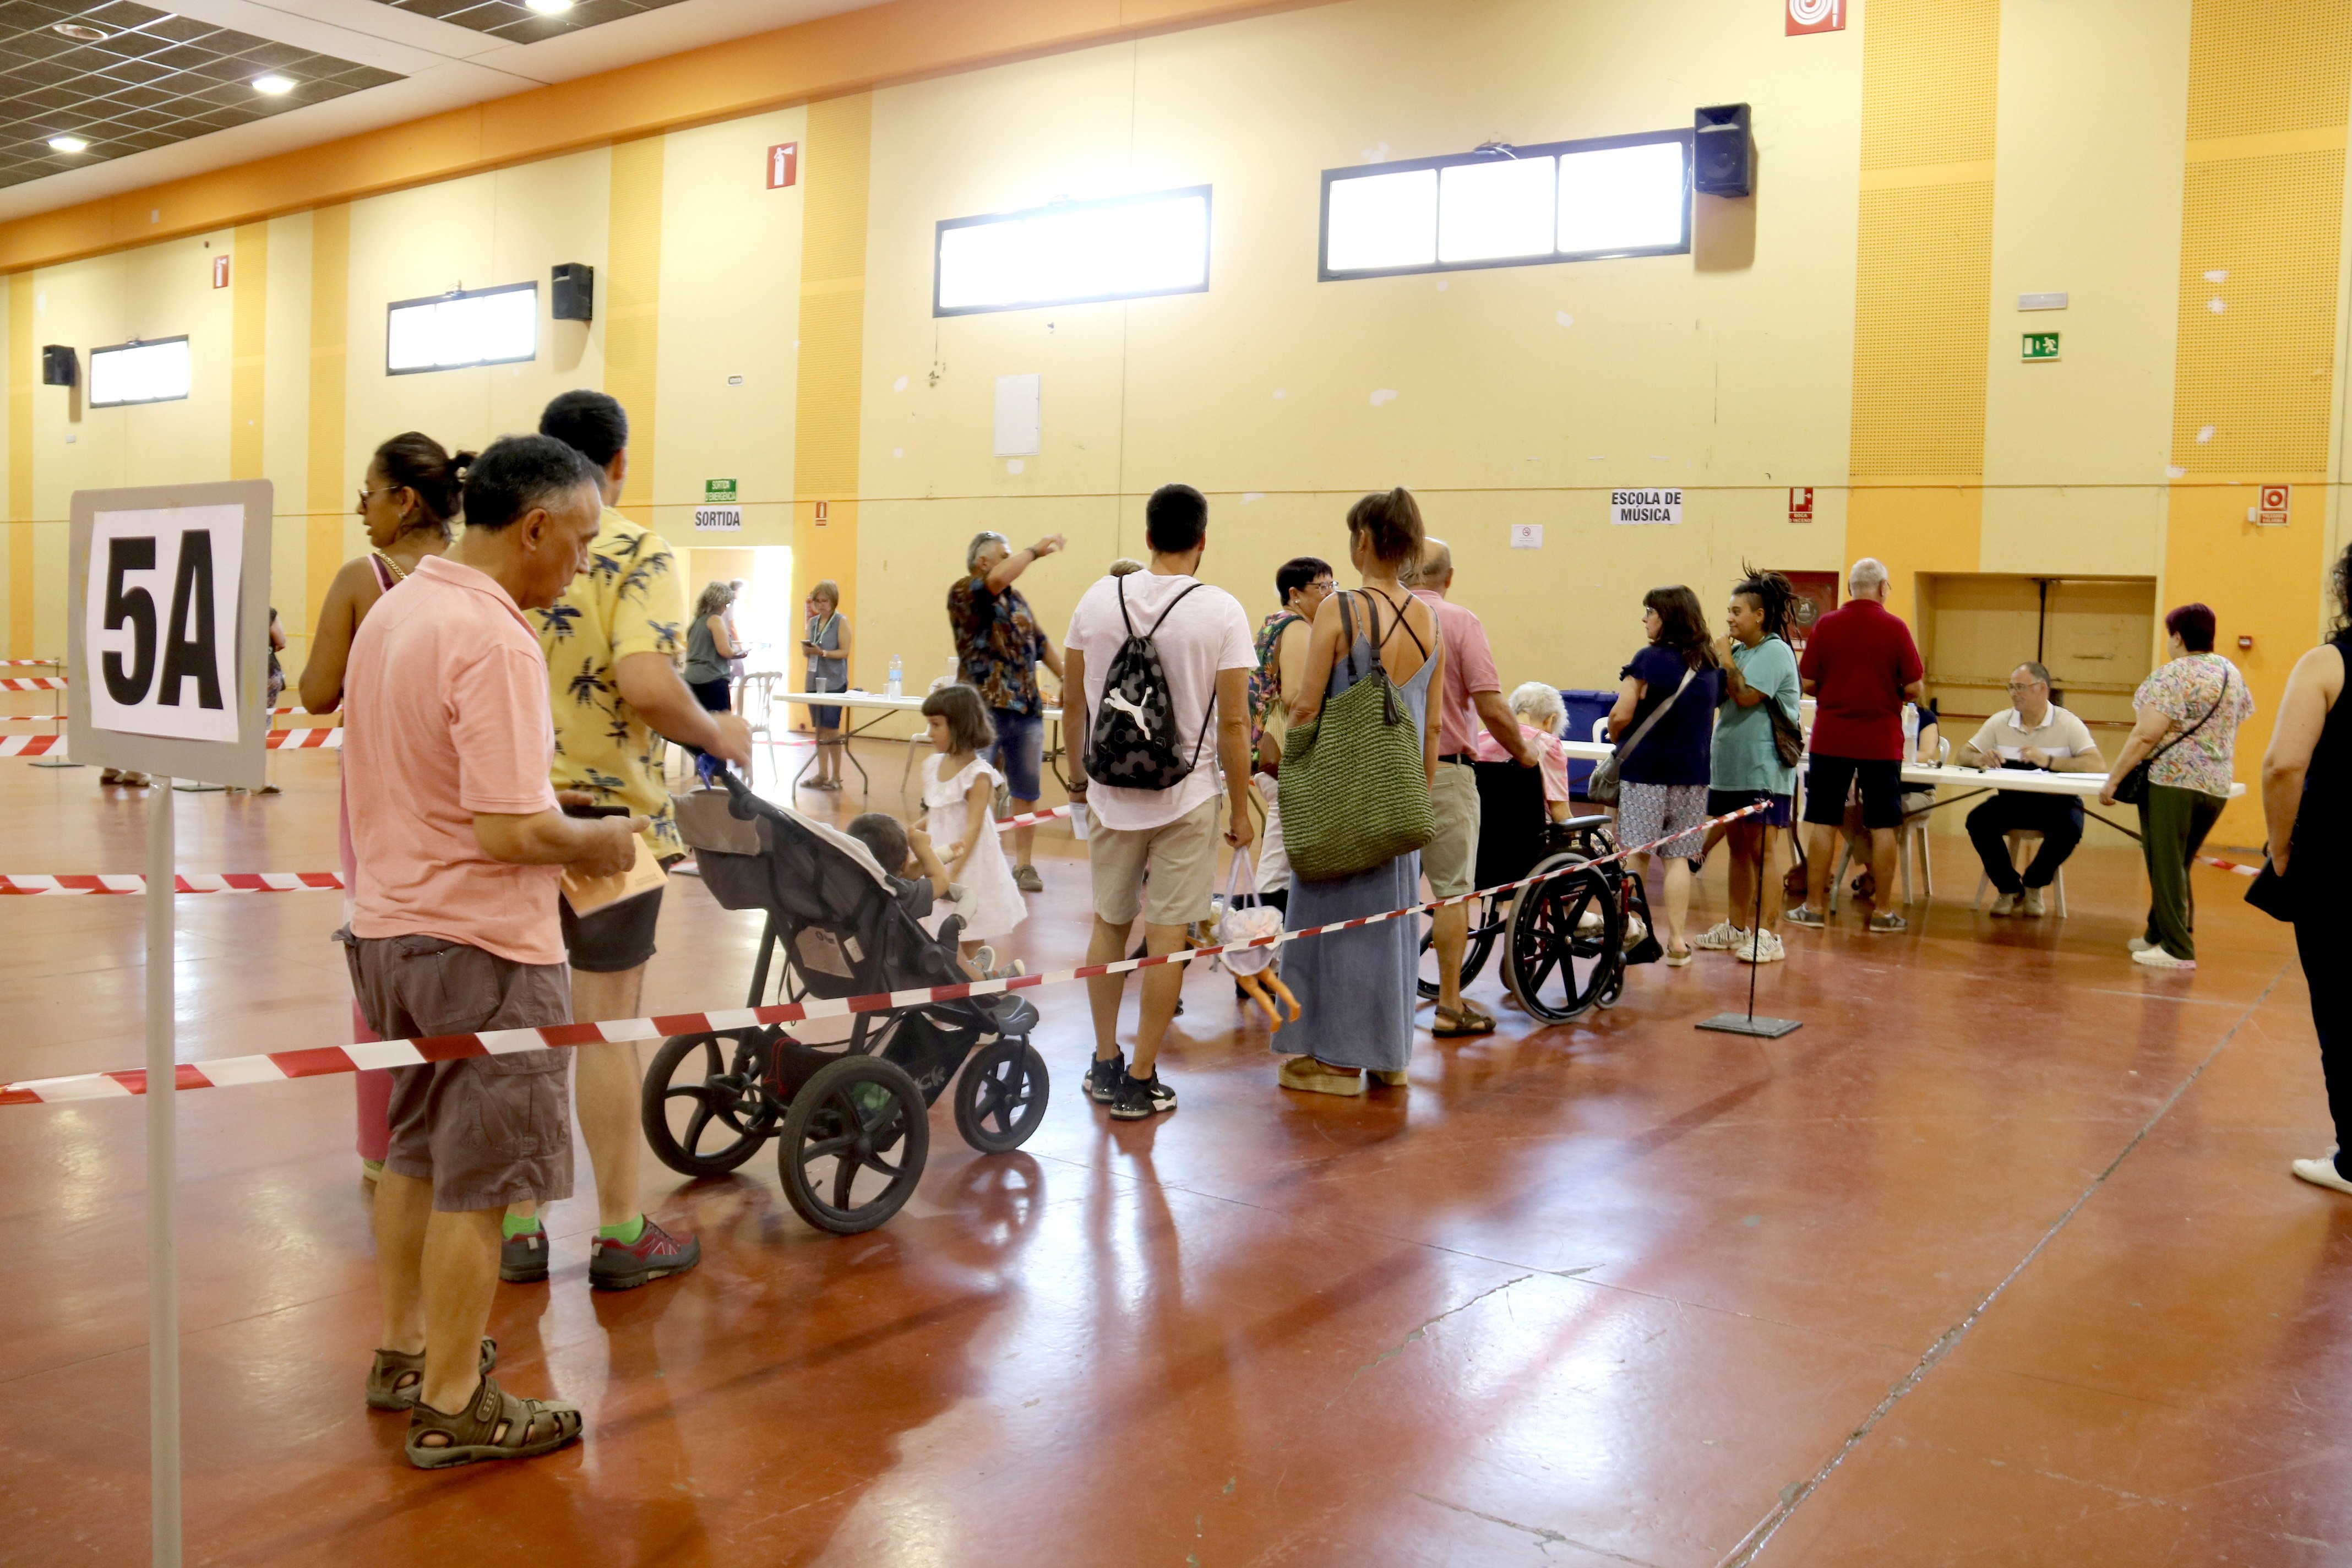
xmin=1277 ymin=591 xmax=1435 ymax=883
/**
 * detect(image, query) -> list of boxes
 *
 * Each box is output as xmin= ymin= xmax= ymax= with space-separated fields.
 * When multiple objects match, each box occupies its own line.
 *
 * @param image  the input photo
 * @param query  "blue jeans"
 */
xmin=988 ymin=709 xmax=1043 ymax=801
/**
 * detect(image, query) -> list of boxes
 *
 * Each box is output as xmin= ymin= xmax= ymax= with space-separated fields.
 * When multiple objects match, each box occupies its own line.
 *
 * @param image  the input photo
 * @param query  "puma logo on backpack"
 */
xmin=1087 ymin=576 xmax=1212 ymax=791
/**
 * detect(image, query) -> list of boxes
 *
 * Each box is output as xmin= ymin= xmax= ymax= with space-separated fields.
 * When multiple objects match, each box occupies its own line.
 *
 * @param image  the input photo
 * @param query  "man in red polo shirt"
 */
xmin=1787 ymin=557 xmax=1924 ymax=933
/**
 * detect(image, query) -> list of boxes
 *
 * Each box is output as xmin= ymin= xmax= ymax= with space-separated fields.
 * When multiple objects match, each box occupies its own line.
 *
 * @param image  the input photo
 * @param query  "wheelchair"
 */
xmin=1415 ymin=759 xmax=1656 ymax=1023
xmin=639 ymin=771 xmax=1049 ymax=1235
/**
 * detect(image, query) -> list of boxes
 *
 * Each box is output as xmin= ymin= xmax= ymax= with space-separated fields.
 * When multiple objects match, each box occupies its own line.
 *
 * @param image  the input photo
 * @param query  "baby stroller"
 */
xmin=1413 ymin=759 xmax=1656 ymax=1023
xmin=639 ymin=769 xmax=1049 ymax=1234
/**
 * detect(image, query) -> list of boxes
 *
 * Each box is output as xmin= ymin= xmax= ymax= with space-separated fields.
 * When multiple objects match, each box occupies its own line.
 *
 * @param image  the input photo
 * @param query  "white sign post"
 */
xmin=67 ymin=481 xmax=271 ymax=1568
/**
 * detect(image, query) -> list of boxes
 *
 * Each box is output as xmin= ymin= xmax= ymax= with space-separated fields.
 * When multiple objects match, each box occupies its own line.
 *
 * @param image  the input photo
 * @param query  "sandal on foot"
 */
xmin=1370 ymin=1069 xmax=1411 ymax=1087
xmin=405 ymin=1375 xmax=582 ymax=1469
xmin=367 ymin=1337 xmax=496 ymax=1412
xmin=1278 ymin=1055 xmax=1365 ymax=1096
xmin=1432 ymin=1004 xmax=1495 ymax=1038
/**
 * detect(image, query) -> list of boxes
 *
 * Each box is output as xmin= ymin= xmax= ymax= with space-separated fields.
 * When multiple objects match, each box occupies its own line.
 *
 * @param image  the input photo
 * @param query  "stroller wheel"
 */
xmin=641 ymin=1031 xmax=779 ymax=1177
xmin=777 ymin=1056 xmax=929 ymax=1234
xmin=954 ymin=1038 xmax=1051 ymax=1154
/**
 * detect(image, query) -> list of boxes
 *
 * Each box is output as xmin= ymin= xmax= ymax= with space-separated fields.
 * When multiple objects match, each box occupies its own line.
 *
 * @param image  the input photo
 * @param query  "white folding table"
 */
xmin=773 ymin=689 xmax=1063 ymax=801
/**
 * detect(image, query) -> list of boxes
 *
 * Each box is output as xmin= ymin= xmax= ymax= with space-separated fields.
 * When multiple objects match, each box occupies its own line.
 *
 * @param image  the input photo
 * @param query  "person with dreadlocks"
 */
xmin=1695 ymin=564 xmax=1804 ymax=965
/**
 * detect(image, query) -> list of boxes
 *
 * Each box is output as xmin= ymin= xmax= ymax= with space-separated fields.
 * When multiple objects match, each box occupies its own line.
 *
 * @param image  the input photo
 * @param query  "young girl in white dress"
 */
xmin=918 ymin=682 xmax=1026 ymax=966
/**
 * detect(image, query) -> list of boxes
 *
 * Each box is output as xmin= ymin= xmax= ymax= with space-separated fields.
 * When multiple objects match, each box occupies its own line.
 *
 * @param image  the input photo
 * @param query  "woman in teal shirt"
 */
xmin=1698 ymin=565 xmax=1804 ymax=964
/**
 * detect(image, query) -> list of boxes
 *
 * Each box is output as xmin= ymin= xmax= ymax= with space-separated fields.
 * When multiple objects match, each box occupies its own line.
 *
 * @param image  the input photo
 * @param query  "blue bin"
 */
xmin=1558 ymin=688 xmax=1616 ymax=797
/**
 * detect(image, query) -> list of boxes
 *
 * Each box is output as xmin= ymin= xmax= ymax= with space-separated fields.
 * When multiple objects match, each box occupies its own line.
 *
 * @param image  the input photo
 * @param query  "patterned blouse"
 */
xmin=533 ymin=508 xmax=689 ymax=857
xmin=2133 ymin=653 xmax=2254 ymax=797
xmin=947 ymin=574 xmax=1050 ymax=716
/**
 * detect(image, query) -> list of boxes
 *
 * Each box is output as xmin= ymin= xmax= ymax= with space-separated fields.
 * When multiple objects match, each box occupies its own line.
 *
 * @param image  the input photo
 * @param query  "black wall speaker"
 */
xmin=1694 ymin=104 xmax=1752 ymax=197
xmin=551 ymin=263 xmax=593 ymax=322
xmin=40 ymin=345 xmax=74 ymax=386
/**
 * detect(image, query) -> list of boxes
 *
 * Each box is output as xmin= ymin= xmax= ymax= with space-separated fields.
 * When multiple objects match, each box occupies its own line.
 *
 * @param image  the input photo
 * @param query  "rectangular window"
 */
xmin=1320 ymin=129 xmax=1690 ymax=281
xmin=385 ymin=282 xmax=537 ymax=375
xmin=87 ymin=336 xmax=191 ymax=407
xmin=935 ymin=186 xmax=1211 ymax=316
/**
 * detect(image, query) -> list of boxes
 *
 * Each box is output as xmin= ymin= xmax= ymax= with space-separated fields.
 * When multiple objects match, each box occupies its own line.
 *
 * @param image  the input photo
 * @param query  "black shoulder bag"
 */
xmin=2114 ymin=664 xmax=2231 ymax=807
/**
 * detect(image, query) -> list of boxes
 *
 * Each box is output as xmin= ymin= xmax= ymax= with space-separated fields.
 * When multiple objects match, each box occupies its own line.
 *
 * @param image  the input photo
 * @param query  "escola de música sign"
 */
xmin=1611 ymin=488 xmax=1682 ymax=525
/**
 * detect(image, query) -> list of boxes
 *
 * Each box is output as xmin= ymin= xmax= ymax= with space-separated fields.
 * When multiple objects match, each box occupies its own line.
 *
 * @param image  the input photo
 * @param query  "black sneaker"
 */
xmin=499 ymin=1225 xmax=549 ymax=1284
xmin=1085 ymin=1050 xmax=1126 ymax=1106
xmin=1110 ymin=1068 xmax=1177 ymax=1121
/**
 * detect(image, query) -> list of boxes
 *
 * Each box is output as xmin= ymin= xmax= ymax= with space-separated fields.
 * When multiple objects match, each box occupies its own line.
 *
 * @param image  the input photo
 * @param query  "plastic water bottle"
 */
xmin=886 ymin=655 xmax=903 ymax=698
xmin=1902 ymin=701 xmax=1919 ymax=759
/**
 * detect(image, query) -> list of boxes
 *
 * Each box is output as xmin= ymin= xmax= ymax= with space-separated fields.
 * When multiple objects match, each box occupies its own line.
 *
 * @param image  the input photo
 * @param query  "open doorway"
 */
xmin=683 ymin=546 xmax=794 ymax=675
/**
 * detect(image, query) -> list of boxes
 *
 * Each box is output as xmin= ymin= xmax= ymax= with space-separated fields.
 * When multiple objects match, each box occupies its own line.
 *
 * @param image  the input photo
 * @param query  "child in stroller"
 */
xmin=639 ymin=771 xmax=1050 ymax=1234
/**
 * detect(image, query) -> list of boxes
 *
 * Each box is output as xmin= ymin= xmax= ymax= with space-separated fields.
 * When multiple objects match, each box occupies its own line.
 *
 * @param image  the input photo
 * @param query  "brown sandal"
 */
xmin=406 ymin=1375 xmax=582 ymax=1469
xmin=1432 ymin=1004 xmax=1496 ymax=1038
xmin=366 ymin=1337 xmax=497 ymax=1412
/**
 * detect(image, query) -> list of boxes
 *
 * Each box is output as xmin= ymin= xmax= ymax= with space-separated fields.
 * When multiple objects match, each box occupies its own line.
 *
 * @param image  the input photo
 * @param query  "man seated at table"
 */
xmin=1957 ymin=661 xmax=2107 ymax=917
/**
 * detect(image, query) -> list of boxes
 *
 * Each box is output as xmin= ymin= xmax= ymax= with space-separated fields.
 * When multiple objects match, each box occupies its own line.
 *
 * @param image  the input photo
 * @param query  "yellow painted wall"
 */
xmin=0 ymin=0 xmax=2337 ymax=841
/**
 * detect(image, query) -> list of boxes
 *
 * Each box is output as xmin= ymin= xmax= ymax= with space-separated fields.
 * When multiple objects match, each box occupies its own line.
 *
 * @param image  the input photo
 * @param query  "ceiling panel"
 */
xmin=370 ymin=0 xmax=692 ymax=46
xmin=0 ymin=0 xmax=399 ymax=189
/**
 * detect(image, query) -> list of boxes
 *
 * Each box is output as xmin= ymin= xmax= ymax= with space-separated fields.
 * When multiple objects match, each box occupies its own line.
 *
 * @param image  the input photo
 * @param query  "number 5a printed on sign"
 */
xmin=86 ymin=505 xmax=243 ymax=742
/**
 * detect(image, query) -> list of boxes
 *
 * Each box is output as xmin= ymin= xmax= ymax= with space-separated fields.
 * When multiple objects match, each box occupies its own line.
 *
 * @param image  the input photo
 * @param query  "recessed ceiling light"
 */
xmin=47 ymin=136 xmax=89 ymax=154
xmin=50 ymin=23 xmax=107 ymax=41
xmin=525 ymin=0 xmax=575 ymax=14
xmin=252 ymin=74 xmax=296 ymax=95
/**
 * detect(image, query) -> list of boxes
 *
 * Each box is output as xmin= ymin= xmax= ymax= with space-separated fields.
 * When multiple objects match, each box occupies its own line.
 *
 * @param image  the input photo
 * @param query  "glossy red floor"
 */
xmin=0 ymin=742 xmax=2341 ymax=1566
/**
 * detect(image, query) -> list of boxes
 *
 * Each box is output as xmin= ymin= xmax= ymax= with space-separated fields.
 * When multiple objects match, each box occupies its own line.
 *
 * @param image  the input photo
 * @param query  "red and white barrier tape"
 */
xmin=2199 ymin=854 xmax=2263 ymax=879
xmin=995 ymin=802 xmax=1073 ymax=830
xmin=0 ymin=659 xmax=56 ymax=667
xmin=7 ymin=729 xmax=340 ymax=760
xmin=0 ymin=678 xmax=65 ymax=692
xmin=0 ymin=872 xmax=344 ymax=895
xmin=0 ymin=803 xmax=1761 ymax=1106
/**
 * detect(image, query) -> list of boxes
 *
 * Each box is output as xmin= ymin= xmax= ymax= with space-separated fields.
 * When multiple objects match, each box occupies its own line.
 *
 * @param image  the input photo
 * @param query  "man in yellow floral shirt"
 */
xmin=502 ymin=391 xmax=752 ymax=1293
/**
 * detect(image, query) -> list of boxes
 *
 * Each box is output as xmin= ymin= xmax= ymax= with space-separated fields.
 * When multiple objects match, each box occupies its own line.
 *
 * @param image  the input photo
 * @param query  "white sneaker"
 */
xmin=1694 ymin=920 xmax=1747 ymax=951
xmin=1737 ymin=929 xmax=1786 ymax=965
xmin=2293 ymin=1157 xmax=2352 ymax=1196
xmin=1990 ymin=892 xmax=2018 ymax=917
xmin=2019 ymin=887 xmax=2046 ymax=918
xmin=2132 ymin=945 xmax=2195 ymax=971
xmin=2127 ymin=935 xmax=2155 ymax=954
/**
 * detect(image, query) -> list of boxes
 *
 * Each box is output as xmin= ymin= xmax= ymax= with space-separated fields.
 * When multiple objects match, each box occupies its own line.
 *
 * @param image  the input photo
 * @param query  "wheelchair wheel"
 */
xmin=1416 ymin=897 xmax=1498 ymax=1001
xmin=641 ymin=1030 xmax=780 ymax=1177
xmin=777 ymin=1055 xmax=929 ymax=1234
xmin=954 ymin=1037 xmax=1051 ymax=1153
xmin=1504 ymin=852 xmax=1622 ymax=1023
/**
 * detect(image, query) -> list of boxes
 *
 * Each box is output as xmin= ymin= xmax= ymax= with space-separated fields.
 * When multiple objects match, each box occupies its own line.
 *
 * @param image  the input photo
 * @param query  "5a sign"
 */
xmin=86 ymin=505 xmax=243 ymax=742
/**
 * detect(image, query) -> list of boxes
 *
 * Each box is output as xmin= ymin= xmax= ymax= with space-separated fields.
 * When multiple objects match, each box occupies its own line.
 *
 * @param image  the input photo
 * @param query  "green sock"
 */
xmin=598 ymin=1214 xmax=645 ymax=1244
xmin=500 ymin=1213 xmax=543 ymax=1240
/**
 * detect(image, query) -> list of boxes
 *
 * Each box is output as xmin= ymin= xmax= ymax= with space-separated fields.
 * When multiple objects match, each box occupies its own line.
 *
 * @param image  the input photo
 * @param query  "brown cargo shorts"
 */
xmin=345 ymin=932 xmax=574 ymax=1213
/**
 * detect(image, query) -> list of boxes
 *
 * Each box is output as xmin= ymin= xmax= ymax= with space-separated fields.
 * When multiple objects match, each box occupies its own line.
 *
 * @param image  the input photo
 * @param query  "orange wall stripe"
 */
xmin=6 ymin=273 xmax=29 ymax=658
xmin=228 ymin=221 xmax=266 ymax=482
xmin=605 ymin=138 xmax=663 ymax=519
xmin=301 ymin=205 xmax=349 ymax=663
xmin=0 ymin=0 xmax=1336 ymax=275
xmin=792 ymin=92 xmax=870 ymax=689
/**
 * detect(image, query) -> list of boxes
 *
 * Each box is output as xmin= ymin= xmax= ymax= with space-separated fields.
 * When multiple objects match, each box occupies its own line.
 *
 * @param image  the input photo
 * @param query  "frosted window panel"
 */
xmin=386 ymin=302 xmax=435 ymax=372
xmin=938 ymin=220 xmax=1028 ymax=311
xmin=478 ymin=289 xmax=536 ymax=363
xmin=89 ymin=339 xmax=191 ymax=406
xmin=1113 ymin=194 xmax=1208 ymax=295
xmin=1324 ymin=168 xmax=1437 ymax=272
xmin=1437 ymin=156 xmax=1557 ymax=263
xmin=1557 ymin=141 xmax=1686 ymax=255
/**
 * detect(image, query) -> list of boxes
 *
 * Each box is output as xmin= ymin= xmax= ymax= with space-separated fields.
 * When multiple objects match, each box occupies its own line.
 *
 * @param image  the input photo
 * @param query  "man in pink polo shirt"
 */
xmin=345 ymin=434 xmax=644 ymax=1469
xmin=1409 ymin=538 xmax=1536 ymax=1037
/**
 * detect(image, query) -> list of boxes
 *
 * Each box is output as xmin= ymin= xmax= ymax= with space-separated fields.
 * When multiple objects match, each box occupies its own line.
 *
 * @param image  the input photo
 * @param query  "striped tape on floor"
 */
xmin=0 ymin=803 xmax=1764 ymax=1105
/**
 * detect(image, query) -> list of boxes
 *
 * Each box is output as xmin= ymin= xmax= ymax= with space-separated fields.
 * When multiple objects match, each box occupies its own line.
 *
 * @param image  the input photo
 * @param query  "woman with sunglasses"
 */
xmin=302 ymin=432 xmax=472 ymax=1180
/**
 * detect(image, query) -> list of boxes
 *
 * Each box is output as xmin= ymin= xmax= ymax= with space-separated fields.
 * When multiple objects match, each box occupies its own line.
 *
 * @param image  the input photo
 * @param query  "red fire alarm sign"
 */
xmin=211 ymin=254 xmax=230 ymax=288
xmin=1786 ymin=0 xmax=1844 ymax=35
xmin=2256 ymin=484 xmax=2290 ymax=526
xmin=814 ymin=499 xmax=829 ymax=526
xmin=1788 ymin=486 xmax=1814 ymax=523
xmin=767 ymin=143 xmax=798 ymax=189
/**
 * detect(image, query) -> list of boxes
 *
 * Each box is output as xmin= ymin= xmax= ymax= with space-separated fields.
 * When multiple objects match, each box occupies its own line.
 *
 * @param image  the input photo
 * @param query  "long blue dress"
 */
xmin=1275 ymin=605 xmax=1434 ymax=1074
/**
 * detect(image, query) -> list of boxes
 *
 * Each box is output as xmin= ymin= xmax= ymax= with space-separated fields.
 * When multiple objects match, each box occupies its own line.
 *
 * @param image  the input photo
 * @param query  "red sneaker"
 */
xmin=588 ymin=1217 xmax=700 ymax=1291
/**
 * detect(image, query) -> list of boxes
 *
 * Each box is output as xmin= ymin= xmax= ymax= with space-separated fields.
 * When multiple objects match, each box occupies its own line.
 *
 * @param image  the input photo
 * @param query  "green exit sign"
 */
xmin=2022 ymin=332 xmax=2061 ymax=361
xmin=704 ymin=478 xmax=738 ymax=503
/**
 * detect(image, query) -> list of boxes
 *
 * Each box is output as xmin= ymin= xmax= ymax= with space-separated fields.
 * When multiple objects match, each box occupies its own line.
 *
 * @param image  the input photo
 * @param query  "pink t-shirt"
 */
xmin=1412 ymin=589 xmax=1501 ymax=758
xmin=1472 ymin=722 xmax=1571 ymax=805
xmin=345 ymin=556 xmax=564 ymax=965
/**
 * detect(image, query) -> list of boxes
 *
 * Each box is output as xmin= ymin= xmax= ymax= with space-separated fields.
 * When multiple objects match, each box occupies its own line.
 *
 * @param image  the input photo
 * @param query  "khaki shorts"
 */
xmin=1424 ymin=762 xmax=1481 ymax=899
xmin=1088 ymin=796 xmax=1221 ymax=928
xmin=346 ymin=933 xmax=574 ymax=1213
